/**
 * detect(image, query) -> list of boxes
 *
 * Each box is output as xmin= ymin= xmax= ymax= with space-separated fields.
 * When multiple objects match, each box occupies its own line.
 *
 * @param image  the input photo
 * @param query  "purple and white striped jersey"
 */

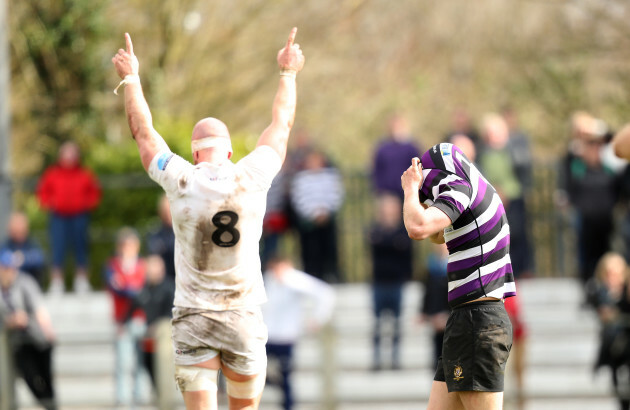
xmin=419 ymin=143 xmax=516 ymax=307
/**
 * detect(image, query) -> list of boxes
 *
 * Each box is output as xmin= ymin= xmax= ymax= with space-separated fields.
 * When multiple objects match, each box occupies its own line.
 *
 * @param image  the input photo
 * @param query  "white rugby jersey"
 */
xmin=148 ymin=145 xmax=282 ymax=311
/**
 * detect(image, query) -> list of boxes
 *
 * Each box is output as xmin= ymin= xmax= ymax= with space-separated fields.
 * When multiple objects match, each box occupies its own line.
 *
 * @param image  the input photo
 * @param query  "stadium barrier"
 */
xmin=154 ymin=318 xmax=176 ymax=410
xmin=320 ymin=321 xmax=337 ymax=409
xmin=0 ymin=327 xmax=15 ymax=410
xmin=13 ymin=161 xmax=578 ymax=288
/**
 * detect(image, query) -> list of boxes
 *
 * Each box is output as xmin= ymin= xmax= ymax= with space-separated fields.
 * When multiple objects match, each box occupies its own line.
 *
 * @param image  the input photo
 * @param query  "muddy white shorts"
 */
xmin=171 ymin=306 xmax=268 ymax=376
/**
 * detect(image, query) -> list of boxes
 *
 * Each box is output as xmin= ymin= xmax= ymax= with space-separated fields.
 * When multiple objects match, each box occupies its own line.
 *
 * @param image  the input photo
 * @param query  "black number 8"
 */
xmin=211 ymin=211 xmax=240 ymax=247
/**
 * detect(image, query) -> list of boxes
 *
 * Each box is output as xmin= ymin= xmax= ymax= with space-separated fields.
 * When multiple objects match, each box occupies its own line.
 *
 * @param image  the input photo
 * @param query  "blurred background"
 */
xmin=2 ymin=0 xmax=630 ymax=409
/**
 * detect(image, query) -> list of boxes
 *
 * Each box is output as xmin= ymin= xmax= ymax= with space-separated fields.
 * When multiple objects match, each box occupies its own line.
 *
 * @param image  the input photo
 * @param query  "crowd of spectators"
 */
xmin=5 ymin=105 xmax=630 ymax=408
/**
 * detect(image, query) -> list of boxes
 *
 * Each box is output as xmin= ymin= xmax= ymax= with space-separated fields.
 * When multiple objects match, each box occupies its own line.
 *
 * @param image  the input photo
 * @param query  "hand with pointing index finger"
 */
xmin=277 ymin=27 xmax=305 ymax=73
xmin=401 ymin=157 xmax=424 ymax=194
xmin=112 ymin=32 xmax=139 ymax=79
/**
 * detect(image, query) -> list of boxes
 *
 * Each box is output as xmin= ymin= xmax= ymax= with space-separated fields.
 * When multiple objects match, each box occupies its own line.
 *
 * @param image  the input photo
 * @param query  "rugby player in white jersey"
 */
xmin=112 ymin=28 xmax=305 ymax=410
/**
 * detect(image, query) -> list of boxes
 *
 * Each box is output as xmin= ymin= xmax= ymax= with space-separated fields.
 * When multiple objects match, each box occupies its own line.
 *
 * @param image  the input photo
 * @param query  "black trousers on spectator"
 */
xmin=578 ymin=215 xmax=613 ymax=284
xmin=505 ymin=198 xmax=533 ymax=277
xmin=266 ymin=343 xmax=294 ymax=410
xmin=143 ymin=350 xmax=156 ymax=387
xmin=15 ymin=343 xmax=56 ymax=410
xmin=297 ymin=218 xmax=339 ymax=282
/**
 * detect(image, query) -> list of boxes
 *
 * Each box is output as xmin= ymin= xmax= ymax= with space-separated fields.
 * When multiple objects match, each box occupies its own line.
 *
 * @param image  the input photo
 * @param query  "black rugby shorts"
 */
xmin=434 ymin=299 xmax=513 ymax=392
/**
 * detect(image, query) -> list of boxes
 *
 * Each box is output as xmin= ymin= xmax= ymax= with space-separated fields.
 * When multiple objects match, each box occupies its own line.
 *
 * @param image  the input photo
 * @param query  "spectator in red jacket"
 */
xmin=36 ymin=142 xmax=101 ymax=294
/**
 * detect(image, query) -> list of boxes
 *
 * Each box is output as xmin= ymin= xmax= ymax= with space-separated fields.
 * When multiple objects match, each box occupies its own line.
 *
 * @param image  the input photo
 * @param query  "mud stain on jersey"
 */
xmin=182 ymin=207 xmax=192 ymax=221
xmin=178 ymin=175 xmax=188 ymax=190
xmin=195 ymin=217 xmax=215 ymax=271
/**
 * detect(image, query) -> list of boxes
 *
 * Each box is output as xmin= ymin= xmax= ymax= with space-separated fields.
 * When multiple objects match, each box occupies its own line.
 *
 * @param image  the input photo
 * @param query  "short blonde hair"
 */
xmin=595 ymin=252 xmax=628 ymax=283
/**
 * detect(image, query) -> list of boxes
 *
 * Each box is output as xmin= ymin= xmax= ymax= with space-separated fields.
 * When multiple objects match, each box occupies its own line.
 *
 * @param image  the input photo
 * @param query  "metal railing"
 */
xmin=12 ymin=161 xmax=578 ymax=286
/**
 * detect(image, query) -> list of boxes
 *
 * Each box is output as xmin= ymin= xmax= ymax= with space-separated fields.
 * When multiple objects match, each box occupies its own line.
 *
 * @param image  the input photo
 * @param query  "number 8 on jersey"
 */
xmin=211 ymin=211 xmax=240 ymax=247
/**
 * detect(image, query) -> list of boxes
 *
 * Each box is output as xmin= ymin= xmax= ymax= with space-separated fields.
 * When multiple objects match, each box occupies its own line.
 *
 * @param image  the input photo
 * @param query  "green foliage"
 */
xmin=10 ymin=0 xmax=630 ymax=283
xmin=11 ymin=0 xmax=110 ymax=169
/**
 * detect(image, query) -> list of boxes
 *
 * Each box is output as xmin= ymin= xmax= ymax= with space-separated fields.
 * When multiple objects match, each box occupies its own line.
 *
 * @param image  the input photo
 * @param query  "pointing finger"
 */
xmin=412 ymin=157 xmax=420 ymax=168
xmin=125 ymin=33 xmax=134 ymax=55
xmin=286 ymin=27 xmax=297 ymax=49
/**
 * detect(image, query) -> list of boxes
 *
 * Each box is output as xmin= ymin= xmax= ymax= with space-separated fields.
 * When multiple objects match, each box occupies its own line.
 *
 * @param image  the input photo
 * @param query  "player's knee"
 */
xmin=225 ymin=371 xmax=266 ymax=399
xmin=174 ymin=364 xmax=218 ymax=393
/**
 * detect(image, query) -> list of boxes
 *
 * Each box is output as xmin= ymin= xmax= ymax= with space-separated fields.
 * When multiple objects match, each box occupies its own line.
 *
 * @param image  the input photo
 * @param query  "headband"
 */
xmin=191 ymin=136 xmax=233 ymax=153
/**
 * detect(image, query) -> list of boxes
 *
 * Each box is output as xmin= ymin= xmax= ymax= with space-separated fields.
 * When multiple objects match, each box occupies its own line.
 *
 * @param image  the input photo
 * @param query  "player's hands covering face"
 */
xmin=277 ymin=27 xmax=305 ymax=72
xmin=112 ymin=33 xmax=139 ymax=79
xmin=401 ymin=157 xmax=424 ymax=193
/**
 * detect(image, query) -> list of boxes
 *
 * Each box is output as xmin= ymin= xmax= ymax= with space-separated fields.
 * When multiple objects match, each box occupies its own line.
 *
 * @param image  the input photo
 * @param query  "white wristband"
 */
xmin=279 ymin=69 xmax=296 ymax=79
xmin=113 ymin=74 xmax=140 ymax=95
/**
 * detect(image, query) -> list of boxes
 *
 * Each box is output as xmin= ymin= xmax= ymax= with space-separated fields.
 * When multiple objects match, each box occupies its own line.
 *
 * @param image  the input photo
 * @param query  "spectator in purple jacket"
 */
xmin=372 ymin=114 xmax=422 ymax=198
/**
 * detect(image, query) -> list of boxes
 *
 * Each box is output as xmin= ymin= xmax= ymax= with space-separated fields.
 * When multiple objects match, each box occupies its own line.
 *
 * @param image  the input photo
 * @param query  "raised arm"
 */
xmin=401 ymin=158 xmax=452 ymax=241
xmin=257 ymin=27 xmax=306 ymax=163
xmin=612 ymin=123 xmax=630 ymax=160
xmin=112 ymin=33 xmax=169 ymax=171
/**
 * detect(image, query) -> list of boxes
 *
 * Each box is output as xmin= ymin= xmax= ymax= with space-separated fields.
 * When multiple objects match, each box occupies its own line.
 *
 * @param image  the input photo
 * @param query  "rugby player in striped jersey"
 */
xmin=401 ymin=142 xmax=516 ymax=410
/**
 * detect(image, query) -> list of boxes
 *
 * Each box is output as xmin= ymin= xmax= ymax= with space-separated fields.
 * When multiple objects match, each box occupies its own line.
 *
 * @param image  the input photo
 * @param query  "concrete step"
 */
xmin=294 ymin=333 xmax=601 ymax=370
xmin=19 ymin=398 xmax=621 ymax=410
xmin=48 ymin=327 xmax=601 ymax=378
xmin=18 ymin=363 xmax=613 ymax=408
xmin=43 ymin=278 xmax=587 ymax=320
xmin=42 ymin=278 xmax=594 ymax=339
xmin=14 ymin=277 xmax=617 ymax=409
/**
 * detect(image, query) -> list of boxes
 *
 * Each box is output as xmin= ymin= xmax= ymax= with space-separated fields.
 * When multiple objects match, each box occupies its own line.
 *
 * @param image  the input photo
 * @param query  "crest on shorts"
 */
xmin=453 ymin=365 xmax=464 ymax=381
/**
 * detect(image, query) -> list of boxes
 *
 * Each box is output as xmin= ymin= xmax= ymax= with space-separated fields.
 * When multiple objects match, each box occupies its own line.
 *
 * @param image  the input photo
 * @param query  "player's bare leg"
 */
xmin=183 ymin=391 xmax=217 ymax=410
xmin=181 ymin=356 xmax=221 ymax=410
xmin=427 ymin=381 xmax=465 ymax=410
xmin=427 ymin=381 xmax=503 ymax=410
xmin=509 ymin=340 xmax=526 ymax=410
xmin=458 ymin=390 xmax=503 ymax=410
xmin=221 ymin=364 xmax=263 ymax=410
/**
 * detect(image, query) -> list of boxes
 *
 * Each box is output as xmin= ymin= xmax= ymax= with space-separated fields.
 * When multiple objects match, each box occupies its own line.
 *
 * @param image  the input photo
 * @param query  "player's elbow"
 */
xmin=613 ymin=141 xmax=629 ymax=160
xmin=127 ymin=116 xmax=152 ymax=141
xmin=406 ymin=225 xmax=430 ymax=241
xmin=130 ymin=124 xmax=150 ymax=141
xmin=271 ymin=114 xmax=293 ymax=134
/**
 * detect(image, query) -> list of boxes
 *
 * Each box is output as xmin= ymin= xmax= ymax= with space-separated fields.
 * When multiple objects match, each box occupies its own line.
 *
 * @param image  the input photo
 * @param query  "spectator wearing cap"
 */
xmin=0 ymin=250 xmax=57 ymax=410
xmin=0 ymin=212 xmax=46 ymax=288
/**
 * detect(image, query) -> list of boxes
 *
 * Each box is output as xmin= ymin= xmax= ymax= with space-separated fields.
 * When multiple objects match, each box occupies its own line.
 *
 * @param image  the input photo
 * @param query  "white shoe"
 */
xmin=48 ymin=277 xmax=64 ymax=295
xmin=73 ymin=275 xmax=92 ymax=294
